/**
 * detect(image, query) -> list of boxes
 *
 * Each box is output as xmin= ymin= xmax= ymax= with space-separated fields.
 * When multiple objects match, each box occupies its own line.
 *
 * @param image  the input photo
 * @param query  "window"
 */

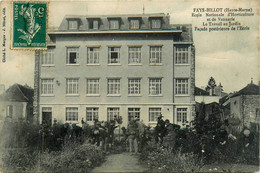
xmin=89 ymin=19 xmax=99 ymax=30
xmin=150 ymin=46 xmax=162 ymax=64
xmin=109 ymin=19 xmax=120 ymax=29
xmin=128 ymin=108 xmax=140 ymax=121
xmin=86 ymin=79 xmax=99 ymax=95
xmin=176 ymin=46 xmax=189 ymax=64
xmin=107 ymin=79 xmax=120 ymax=95
xmin=149 ymin=78 xmax=162 ymax=95
xmin=151 ymin=19 xmax=161 ymax=29
xmin=176 ymin=79 xmax=189 ymax=95
xmin=68 ymin=20 xmax=78 ymax=30
xmin=107 ymin=108 xmax=119 ymax=121
xmin=128 ymin=78 xmax=141 ymax=95
xmin=66 ymin=107 xmax=78 ymax=121
xmin=129 ymin=47 xmax=141 ymax=64
xmin=149 ymin=108 xmax=161 ymax=122
xmin=86 ymin=108 xmax=99 ymax=121
xmin=41 ymin=49 xmax=54 ymax=65
xmin=108 ymin=47 xmax=120 ymax=64
xmin=66 ymin=47 xmax=79 ymax=64
xmin=41 ymin=79 xmax=54 ymax=95
xmin=66 ymin=78 xmax=79 ymax=94
xmin=87 ymin=47 xmax=99 ymax=64
xmin=177 ymin=108 xmax=187 ymax=123
xmin=130 ymin=19 xmax=140 ymax=29
xmin=6 ymin=105 xmax=13 ymax=118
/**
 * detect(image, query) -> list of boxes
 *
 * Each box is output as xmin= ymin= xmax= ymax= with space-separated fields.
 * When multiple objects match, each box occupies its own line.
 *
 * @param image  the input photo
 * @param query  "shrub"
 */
xmin=145 ymin=147 xmax=203 ymax=172
xmin=1 ymin=148 xmax=38 ymax=172
xmin=34 ymin=141 xmax=105 ymax=172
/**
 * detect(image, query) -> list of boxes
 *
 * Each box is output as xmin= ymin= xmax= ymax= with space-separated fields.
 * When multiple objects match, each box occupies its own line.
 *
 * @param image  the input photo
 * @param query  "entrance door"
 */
xmin=42 ymin=107 xmax=52 ymax=126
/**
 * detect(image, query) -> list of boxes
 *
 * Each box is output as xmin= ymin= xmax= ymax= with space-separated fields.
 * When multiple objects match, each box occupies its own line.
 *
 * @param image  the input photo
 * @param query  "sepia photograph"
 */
xmin=0 ymin=0 xmax=259 ymax=172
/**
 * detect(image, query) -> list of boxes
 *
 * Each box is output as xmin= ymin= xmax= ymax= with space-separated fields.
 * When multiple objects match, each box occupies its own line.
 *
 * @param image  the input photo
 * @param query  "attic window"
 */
xmin=109 ymin=19 xmax=120 ymax=30
xmin=130 ymin=19 xmax=140 ymax=29
xmin=88 ymin=19 xmax=99 ymax=30
xmin=68 ymin=20 xmax=78 ymax=30
xmin=150 ymin=18 xmax=161 ymax=29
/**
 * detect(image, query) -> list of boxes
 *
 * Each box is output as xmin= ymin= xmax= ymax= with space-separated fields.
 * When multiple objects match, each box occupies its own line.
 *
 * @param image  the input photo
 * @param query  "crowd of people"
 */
xmin=39 ymin=114 xmax=181 ymax=153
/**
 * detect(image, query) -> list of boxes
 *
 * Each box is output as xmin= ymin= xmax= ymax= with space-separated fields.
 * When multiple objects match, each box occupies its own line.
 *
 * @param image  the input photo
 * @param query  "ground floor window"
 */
xmin=128 ymin=108 xmax=140 ymax=121
xmin=66 ymin=107 xmax=78 ymax=121
xmin=107 ymin=108 xmax=119 ymax=121
xmin=177 ymin=108 xmax=187 ymax=123
xmin=6 ymin=105 xmax=13 ymax=118
xmin=86 ymin=108 xmax=99 ymax=121
xmin=149 ymin=108 xmax=161 ymax=122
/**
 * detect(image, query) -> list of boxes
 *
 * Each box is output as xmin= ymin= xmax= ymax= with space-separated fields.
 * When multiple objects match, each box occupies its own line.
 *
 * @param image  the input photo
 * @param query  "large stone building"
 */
xmin=33 ymin=13 xmax=195 ymax=127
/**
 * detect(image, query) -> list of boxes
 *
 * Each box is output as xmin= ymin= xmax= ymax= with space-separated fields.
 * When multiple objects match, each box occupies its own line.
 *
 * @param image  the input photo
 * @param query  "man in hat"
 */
xmin=127 ymin=116 xmax=139 ymax=154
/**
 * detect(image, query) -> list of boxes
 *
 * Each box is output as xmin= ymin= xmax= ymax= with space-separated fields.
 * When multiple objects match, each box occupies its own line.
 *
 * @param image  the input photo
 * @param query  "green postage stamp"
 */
xmin=12 ymin=2 xmax=47 ymax=49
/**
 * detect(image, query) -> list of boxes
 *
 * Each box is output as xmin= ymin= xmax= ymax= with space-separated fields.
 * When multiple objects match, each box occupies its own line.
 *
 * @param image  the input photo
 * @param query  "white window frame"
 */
xmin=175 ymin=107 xmax=190 ymax=127
xmin=149 ymin=107 xmax=161 ymax=122
xmin=130 ymin=19 xmax=140 ymax=29
xmin=128 ymin=108 xmax=140 ymax=121
xmin=86 ymin=78 xmax=100 ymax=95
xmin=175 ymin=78 xmax=189 ymax=95
xmin=149 ymin=78 xmax=162 ymax=96
xmin=87 ymin=47 xmax=99 ymax=65
xmin=65 ymin=107 xmax=78 ymax=122
xmin=41 ymin=49 xmax=54 ymax=66
xmin=68 ymin=20 xmax=78 ymax=30
xmin=66 ymin=78 xmax=79 ymax=95
xmin=41 ymin=79 xmax=54 ymax=95
xmin=6 ymin=105 xmax=13 ymax=118
xmin=109 ymin=19 xmax=120 ymax=30
xmin=128 ymin=47 xmax=141 ymax=64
xmin=128 ymin=78 xmax=141 ymax=95
xmin=66 ymin=47 xmax=79 ymax=65
xmin=176 ymin=46 xmax=189 ymax=64
xmin=107 ymin=108 xmax=120 ymax=121
xmin=150 ymin=46 xmax=162 ymax=64
xmin=107 ymin=78 xmax=120 ymax=95
xmin=86 ymin=108 xmax=99 ymax=122
xmin=108 ymin=47 xmax=120 ymax=64
xmin=151 ymin=19 xmax=161 ymax=29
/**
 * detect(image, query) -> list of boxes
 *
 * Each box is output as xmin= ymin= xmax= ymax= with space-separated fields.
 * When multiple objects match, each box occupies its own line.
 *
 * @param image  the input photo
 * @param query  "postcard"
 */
xmin=0 ymin=0 xmax=259 ymax=172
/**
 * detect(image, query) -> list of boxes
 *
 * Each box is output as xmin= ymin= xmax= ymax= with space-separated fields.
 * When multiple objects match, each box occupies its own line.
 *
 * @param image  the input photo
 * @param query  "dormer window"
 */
xmin=88 ymin=18 xmax=100 ymax=30
xmin=109 ymin=19 xmax=120 ymax=30
xmin=130 ymin=19 xmax=140 ymax=29
xmin=68 ymin=20 xmax=78 ymax=30
xmin=151 ymin=18 xmax=161 ymax=29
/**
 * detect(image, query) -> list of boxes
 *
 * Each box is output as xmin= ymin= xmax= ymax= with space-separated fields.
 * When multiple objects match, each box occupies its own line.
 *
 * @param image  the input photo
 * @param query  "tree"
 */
xmin=205 ymin=77 xmax=217 ymax=95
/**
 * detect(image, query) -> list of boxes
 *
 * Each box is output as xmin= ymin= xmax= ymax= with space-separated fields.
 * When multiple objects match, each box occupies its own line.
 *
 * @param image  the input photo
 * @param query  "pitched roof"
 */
xmin=231 ymin=83 xmax=259 ymax=98
xmin=0 ymin=83 xmax=34 ymax=103
xmin=195 ymin=87 xmax=217 ymax=96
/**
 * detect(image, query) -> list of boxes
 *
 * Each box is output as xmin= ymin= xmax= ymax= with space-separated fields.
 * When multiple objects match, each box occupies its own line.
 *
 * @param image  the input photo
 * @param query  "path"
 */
xmin=92 ymin=152 xmax=148 ymax=172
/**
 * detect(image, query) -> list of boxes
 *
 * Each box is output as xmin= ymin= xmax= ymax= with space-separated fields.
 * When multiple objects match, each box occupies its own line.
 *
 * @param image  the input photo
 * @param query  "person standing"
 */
xmin=127 ymin=117 xmax=139 ymax=154
xmin=155 ymin=114 xmax=166 ymax=146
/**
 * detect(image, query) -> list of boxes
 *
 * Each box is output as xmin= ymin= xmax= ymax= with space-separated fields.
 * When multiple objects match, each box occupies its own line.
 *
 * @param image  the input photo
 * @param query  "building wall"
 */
xmin=244 ymin=95 xmax=259 ymax=128
xmin=0 ymin=101 xmax=27 ymax=120
xmin=230 ymin=95 xmax=259 ymax=130
xmin=195 ymin=96 xmax=220 ymax=104
xmin=38 ymin=31 xmax=194 ymax=127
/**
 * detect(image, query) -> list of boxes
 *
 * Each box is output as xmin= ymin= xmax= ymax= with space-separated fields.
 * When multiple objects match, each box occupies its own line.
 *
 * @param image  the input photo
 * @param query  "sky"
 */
xmin=0 ymin=0 xmax=259 ymax=93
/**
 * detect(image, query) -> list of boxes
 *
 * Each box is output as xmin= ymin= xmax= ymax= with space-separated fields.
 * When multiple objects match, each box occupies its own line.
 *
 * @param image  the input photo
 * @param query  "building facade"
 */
xmin=34 ymin=13 xmax=195 ymax=127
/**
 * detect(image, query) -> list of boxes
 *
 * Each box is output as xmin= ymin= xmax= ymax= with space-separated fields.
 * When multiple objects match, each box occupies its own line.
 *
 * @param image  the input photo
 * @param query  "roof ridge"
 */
xmin=15 ymin=84 xmax=29 ymax=102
